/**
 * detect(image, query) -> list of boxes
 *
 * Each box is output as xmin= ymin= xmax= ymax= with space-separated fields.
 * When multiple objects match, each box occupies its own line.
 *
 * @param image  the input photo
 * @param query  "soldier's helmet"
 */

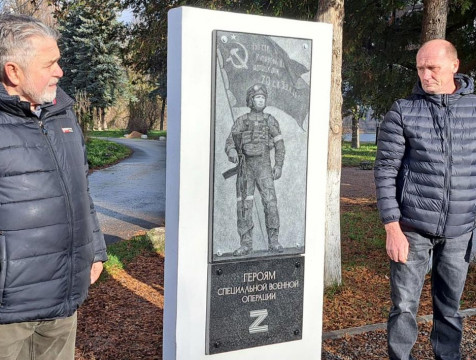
xmin=246 ymin=83 xmax=268 ymax=108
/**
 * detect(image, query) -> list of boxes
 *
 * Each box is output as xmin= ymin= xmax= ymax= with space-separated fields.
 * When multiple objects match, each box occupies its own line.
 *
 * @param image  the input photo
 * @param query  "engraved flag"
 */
xmin=216 ymin=31 xmax=311 ymax=129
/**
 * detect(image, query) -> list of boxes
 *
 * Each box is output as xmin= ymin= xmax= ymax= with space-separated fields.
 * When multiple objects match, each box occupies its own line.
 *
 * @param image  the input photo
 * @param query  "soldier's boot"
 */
xmin=267 ymin=228 xmax=283 ymax=253
xmin=233 ymin=232 xmax=253 ymax=256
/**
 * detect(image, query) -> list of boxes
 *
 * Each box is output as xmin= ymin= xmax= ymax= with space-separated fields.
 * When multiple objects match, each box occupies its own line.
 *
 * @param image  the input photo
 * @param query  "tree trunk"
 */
xmin=79 ymin=108 xmax=87 ymax=135
xmin=89 ymin=107 xmax=95 ymax=130
xmin=101 ymin=108 xmax=108 ymax=130
xmin=421 ymin=0 xmax=448 ymax=43
xmin=375 ymin=118 xmax=381 ymax=146
xmin=95 ymin=107 xmax=101 ymax=130
xmin=160 ymin=96 xmax=166 ymax=131
xmin=315 ymin=0 xmax=344 ymax=287
xmin=351 ymin=115 xmax=360 ymax=149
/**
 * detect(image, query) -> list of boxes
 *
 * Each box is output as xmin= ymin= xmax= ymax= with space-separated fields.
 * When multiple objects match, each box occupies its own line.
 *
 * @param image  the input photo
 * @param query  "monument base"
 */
xmin=207 ymin=256 xmax=304 ymax=354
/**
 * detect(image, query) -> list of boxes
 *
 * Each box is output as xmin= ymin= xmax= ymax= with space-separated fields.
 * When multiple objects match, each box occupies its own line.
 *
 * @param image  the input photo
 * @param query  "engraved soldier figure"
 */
xmin=224 ymin=84 xmax=285 ymax=256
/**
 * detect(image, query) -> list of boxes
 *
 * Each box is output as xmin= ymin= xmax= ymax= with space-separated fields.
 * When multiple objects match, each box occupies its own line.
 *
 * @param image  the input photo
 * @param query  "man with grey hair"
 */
xmin=375 ymin=39 xmax=476 ymax=359
xmin=0 ymin=14 xmax=107 ymax=360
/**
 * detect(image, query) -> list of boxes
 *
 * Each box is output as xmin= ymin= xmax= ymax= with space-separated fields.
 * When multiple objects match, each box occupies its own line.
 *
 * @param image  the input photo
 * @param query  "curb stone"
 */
xmin=322 ymin=308 xmax=476 ymax=340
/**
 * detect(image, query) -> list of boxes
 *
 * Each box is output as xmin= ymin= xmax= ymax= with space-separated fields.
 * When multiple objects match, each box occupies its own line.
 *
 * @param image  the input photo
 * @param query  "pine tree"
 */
xmin=58 ymin=0 xmax=127 ymax=129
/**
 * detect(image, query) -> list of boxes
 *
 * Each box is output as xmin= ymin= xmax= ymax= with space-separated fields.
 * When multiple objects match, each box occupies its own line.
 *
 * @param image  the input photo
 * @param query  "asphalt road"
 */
xmin=88 ymin=137 xmax=166 ymax=244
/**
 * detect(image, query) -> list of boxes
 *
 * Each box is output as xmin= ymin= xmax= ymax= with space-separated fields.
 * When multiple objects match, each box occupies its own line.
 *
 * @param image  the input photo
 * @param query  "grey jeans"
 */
xmin=387 ymin=228 xmax=472 ymax=360
xmin=0 ymin=312 xmax=77 ymax=360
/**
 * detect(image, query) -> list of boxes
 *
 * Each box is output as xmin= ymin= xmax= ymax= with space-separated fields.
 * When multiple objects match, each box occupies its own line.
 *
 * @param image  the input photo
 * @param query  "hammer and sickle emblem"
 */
xmin=226 ymin=42 xmax=249 ymax=69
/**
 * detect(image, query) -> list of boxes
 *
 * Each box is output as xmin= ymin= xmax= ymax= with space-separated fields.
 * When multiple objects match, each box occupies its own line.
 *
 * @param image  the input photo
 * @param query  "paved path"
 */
xmin=88 ymin=138 xmax=166 ymax=244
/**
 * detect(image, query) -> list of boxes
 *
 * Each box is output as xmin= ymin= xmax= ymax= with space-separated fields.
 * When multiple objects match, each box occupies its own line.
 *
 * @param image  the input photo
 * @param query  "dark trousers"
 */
xmin=388 ymin=229 xmax=472 ymax=360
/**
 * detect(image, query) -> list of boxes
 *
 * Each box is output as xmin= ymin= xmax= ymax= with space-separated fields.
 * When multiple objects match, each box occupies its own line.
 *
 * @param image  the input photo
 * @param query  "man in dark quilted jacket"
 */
xmin=375 ymin=39 xmax=476 ymax=360
xmin=0 ymin=15 xmax=107 ymax=360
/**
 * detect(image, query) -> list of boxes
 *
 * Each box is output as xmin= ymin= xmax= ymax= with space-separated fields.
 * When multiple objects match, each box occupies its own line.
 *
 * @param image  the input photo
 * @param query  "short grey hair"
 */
xmin=0 ymin=14 xmax=59 ymax=81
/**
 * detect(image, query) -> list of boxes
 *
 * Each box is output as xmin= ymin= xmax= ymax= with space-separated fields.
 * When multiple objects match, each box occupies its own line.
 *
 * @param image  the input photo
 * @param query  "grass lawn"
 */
xmin=86 ymin=137 xmax=132 ymax=169
xmin=342 ymin=142 xmax=377 ymax=167
xmin=103 ymin=232 xmax=165 ymax=275
xmin=86 ymin=129 xmax=167 ymax=169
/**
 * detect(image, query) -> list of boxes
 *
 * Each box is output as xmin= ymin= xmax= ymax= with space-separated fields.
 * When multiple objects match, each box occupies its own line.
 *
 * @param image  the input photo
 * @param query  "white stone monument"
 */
xmin=165 ymin=6 xmax=332 ymax=360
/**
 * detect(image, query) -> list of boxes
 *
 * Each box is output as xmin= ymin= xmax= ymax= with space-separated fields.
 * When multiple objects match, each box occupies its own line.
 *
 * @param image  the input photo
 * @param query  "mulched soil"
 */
xmin=75 ymin=167 xmax=476 ymax=359
xmin=75 ymin=253 xmax=164 ymax=360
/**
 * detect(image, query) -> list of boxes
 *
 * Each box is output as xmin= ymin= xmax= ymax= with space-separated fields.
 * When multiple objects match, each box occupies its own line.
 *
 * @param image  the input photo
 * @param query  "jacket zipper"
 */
xmin=436 ymin=95 xmax=451 ymax=236
xmin=37 ymin=117 xmax=74 ymax=313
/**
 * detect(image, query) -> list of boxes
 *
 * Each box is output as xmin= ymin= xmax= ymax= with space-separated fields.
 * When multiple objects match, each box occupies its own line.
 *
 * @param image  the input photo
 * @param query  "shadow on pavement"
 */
xmin=94 ymin=204 xmax=164 ymax=228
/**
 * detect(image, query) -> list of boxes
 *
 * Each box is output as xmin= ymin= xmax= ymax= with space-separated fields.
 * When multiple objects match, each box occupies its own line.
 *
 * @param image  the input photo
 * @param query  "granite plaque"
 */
xmin=206 ymin=256 xmax=304 ymax=354
xmin=209 ymin=30 xmax=311 ymax=262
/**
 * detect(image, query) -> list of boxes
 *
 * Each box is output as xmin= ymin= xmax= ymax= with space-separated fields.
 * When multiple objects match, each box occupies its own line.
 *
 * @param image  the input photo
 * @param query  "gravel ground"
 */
xmin=321 ymin=316 xmax=476 ymax=359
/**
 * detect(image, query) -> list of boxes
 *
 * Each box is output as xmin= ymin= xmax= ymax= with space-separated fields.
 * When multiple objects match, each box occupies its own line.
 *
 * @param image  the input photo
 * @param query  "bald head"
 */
xmin=416 ymin=39 xmax=459 ymax=94
xmin=418 ymin=39 xmax=458 ymax=61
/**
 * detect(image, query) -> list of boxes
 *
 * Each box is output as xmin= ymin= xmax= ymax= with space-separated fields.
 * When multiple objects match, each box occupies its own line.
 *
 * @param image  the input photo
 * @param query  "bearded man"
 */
xmin=0 ymin=14 xmax=107 ymax=360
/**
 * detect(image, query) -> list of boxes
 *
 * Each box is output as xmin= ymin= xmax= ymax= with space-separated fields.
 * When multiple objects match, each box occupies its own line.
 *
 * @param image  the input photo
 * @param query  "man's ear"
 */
xmin=453 ymin=58 xmax=460 ymax=74
xmin=3 ymin=62 xmax=22 ymax=86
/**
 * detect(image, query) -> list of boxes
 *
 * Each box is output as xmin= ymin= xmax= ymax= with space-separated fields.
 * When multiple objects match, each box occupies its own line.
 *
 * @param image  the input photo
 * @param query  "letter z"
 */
xmin=249 ymin=309 xmax=269 ymax=334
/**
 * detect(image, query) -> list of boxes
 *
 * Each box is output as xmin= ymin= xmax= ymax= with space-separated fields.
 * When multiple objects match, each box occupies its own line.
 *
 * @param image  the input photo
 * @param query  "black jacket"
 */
xmin=0 ymin=85 xmax=107 ymax=324
xmin=375 ymin=74 xmax=476 ymax=238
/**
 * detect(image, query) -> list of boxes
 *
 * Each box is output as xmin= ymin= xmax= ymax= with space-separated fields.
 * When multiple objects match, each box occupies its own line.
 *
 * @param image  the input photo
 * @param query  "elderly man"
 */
xmin=375 ymin=39 xmax=476 ymax=360
xmin=0 ymin=15 xmax=107 ymax=360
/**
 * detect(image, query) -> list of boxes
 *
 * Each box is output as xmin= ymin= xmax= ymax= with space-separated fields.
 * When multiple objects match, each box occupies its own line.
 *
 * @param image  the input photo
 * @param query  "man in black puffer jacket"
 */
xmin=0 ymin=15 xmax=107 ymax=360
xmin=375 ymin=39 xmax=476 ymax=360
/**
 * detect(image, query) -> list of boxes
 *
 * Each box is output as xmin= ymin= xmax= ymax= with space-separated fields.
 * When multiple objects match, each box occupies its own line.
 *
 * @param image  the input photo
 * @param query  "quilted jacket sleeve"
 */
xmin=81 ymin=130 xmax=108 ymax=263
xmin=374 ymin=100 xmax=406 ymax=224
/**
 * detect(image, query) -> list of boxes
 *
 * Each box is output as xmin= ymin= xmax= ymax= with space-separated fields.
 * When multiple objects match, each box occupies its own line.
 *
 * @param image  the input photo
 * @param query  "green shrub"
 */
xmin=86 ymin=138 xmax=132 ymax=168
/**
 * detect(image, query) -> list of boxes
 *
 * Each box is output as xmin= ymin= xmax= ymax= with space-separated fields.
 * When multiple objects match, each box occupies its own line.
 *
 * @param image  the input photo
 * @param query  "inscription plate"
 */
xmin=206 ymin=256 xmax=304 ymax=354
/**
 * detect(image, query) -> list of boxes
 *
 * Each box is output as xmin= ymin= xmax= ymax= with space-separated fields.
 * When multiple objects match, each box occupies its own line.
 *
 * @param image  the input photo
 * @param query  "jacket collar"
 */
xmin=412 ymin=73 xmax=475 ymax=106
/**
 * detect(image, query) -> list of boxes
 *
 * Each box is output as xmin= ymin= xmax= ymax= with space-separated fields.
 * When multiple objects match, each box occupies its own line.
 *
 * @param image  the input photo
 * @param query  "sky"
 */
xmin=118 ymin=7 xmax=133 ymax=23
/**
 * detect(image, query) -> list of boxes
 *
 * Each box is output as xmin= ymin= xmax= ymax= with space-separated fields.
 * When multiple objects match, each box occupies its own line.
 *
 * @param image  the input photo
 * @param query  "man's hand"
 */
xmin=90 ymin=261 xmax=104 ymax=284
xmin=272 ymin=166 xmax=282 ymax=180
xmin=227 ymin=149 xmax=238 ymax=163
xmin=385 ymin=222 xmax=409 ymax=263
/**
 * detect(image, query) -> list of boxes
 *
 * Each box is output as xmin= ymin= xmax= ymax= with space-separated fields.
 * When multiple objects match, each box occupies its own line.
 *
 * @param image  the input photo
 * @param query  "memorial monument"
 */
xmin=164 ymin=6 xmax=332 ymax=360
